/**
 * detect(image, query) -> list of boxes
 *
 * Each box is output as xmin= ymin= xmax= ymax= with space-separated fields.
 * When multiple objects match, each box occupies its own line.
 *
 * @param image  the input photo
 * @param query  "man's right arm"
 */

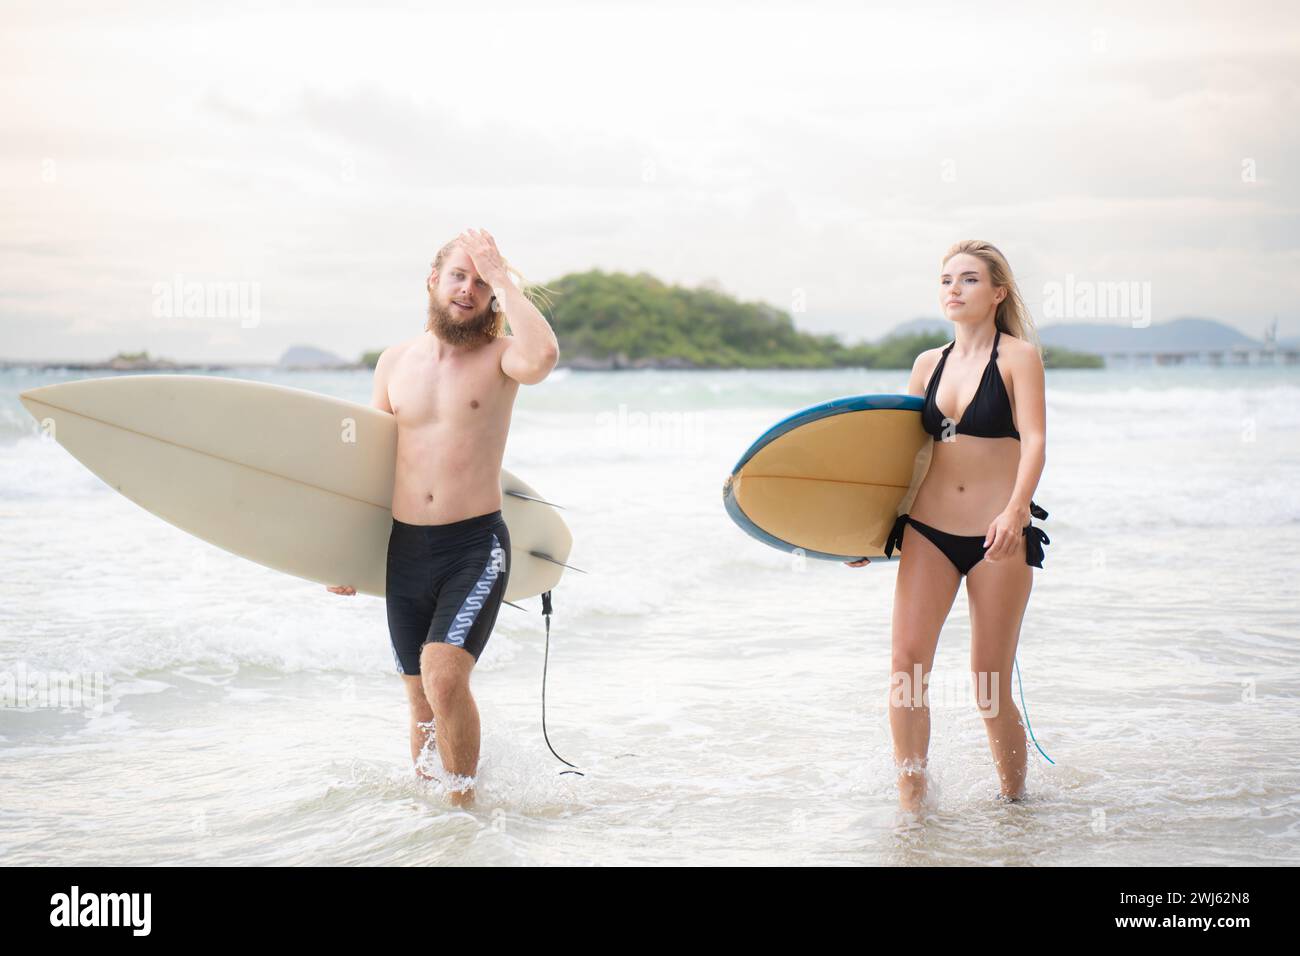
xmin=371 ymin=346 xmax=395 ymax=413
xmin=326 ymin=346 xmax=395 ymax=597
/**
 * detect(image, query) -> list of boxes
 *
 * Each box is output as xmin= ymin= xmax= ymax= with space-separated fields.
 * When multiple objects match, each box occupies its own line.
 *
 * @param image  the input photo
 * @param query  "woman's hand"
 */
xmin=983 ymin=505 xmax=1030 ymax=562
xmin=326 ymin=585 xmax=356 ymax=596
xmin=844 ymin=557 xmax=871 ymax=567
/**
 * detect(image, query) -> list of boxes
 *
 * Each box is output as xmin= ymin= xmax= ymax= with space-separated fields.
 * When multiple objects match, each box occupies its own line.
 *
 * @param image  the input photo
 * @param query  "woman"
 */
xmin=846 ymin=240 xmax=1050 ymax=813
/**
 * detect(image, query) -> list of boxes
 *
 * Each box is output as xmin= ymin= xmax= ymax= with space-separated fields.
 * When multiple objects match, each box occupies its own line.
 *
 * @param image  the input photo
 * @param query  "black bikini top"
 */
xmin=921 ymin=329 xmax=1020 ymax=440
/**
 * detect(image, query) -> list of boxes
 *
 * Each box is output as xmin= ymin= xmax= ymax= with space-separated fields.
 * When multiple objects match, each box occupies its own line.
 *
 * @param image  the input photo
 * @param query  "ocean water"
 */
xmin=1 ymin=364 xmax=1298 ymax=866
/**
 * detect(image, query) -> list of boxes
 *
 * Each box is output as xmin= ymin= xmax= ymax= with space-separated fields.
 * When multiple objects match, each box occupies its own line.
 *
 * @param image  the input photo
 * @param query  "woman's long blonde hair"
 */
xmin=430 ymin=237 xmax=557 ymax=337
xmin=941 ymin=240 xmax=1041 ymax=355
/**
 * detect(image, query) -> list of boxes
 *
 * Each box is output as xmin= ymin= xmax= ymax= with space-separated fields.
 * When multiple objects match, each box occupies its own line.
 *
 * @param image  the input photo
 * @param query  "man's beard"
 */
xmin=427 ymin=293 xmax=498 ymax=347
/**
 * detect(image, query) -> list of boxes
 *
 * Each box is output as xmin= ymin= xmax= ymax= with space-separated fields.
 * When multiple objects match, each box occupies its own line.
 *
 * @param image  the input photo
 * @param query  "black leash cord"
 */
xmin=540 ymin=590 xmax=583 ymax=776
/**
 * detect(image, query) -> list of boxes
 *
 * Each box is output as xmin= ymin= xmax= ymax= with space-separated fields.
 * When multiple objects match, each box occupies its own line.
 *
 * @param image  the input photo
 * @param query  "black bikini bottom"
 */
xmin=884 ymin=501 xmax=1049 ymax=576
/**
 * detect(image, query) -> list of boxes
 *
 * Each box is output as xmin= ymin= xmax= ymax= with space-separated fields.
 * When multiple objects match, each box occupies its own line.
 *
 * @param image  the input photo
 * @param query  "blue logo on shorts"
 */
xmin=446 ymin=536 xmax=507 ymax=647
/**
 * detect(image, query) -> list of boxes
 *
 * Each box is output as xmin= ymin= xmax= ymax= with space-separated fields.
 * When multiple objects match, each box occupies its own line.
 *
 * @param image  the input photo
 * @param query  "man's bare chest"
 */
xmin=388 ymin=349 xmax=509 ymax=429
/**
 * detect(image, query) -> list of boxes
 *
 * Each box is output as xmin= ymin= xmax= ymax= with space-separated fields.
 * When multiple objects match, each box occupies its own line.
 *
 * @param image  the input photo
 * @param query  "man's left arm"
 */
xmin=495 ymin=279 xmax=560 ymax=385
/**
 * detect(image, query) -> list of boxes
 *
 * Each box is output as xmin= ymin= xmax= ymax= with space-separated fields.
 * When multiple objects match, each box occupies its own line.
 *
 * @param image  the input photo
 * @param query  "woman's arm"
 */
xmin=983 ymin=342 xmax=1046 ymax=561
xmin=1005 ymin=343 xmax=1047 ymax=516
xmin=844 ymin=348 xmax=935 ymax=568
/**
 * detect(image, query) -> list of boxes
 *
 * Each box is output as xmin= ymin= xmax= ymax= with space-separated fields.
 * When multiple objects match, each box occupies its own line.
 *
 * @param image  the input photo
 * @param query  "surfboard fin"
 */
xmin=528 ymin=550 xmax=586 ymax=574
xmin=505 ymin=490 xmax=565 ymax=509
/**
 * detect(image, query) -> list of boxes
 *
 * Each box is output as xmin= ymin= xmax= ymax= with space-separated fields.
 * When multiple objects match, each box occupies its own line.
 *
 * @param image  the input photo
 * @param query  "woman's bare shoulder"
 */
xmin=1003 ymin=332 xmax=1043 ymax=362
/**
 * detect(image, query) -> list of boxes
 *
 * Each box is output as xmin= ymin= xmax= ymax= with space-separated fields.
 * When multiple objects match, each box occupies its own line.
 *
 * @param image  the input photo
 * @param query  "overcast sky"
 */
xmin=2 ymin=0 xmax=1297 ymax=362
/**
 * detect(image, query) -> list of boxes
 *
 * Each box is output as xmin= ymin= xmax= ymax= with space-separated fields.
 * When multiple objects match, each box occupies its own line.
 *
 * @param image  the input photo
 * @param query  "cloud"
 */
xmin=2 ymin=0 xmax=1298 ymax=361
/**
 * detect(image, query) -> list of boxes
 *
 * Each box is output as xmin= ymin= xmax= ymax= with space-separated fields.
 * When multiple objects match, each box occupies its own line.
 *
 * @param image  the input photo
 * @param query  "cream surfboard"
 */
xmin=723 ymin=394 xmax=931 ymax=561
xmin=19 ymin=375 xmax=573 ymax=600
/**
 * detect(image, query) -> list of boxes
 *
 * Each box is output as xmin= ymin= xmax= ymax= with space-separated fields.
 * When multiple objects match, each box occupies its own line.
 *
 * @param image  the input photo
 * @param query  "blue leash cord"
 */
xmin=1014 ymin=655 xmax=1054 ymax=764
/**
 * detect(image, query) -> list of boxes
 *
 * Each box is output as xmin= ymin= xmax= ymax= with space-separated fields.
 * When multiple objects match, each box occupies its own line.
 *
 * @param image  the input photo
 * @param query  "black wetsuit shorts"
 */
xmin=385 ymin=510 xmax=511 ymax=675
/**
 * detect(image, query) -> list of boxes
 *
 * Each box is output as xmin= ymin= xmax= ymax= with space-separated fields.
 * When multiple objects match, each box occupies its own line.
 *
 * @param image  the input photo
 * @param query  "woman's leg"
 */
xmin=966 ymin=533 xmax=1034 ymax=801
xmin=890 ymin=521 xmax=962 ymax=812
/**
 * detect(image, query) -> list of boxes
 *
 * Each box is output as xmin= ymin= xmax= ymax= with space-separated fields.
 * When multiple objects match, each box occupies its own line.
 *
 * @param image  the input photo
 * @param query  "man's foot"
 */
xmin=897 ymin=770 xmax=927 ymax=812
xmin=436 ymin=769 xmax=477 ymax=808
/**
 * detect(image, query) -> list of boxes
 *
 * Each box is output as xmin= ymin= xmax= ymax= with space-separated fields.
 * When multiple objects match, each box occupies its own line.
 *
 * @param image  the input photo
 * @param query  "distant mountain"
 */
xmin=882 ymin=317 xmax=951 ymax=340
xmin=278 ymin=345 xmax=354 ymax=369
xmin=881 ymin=316 xmax=1276 ymax=353
xmin=875 ymin=322 xmax=1099 ymax=368
xmin=1037 ymin=317 xmax=1265 ymax=352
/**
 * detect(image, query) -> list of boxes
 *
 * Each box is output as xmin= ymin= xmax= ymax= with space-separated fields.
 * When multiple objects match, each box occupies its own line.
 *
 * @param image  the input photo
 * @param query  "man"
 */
xmin=329 ymin=228 xmax=559 ymax=807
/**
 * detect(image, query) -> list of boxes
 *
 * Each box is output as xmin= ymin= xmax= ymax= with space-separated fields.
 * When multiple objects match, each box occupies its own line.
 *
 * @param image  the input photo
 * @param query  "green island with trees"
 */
xmin=362 ymin=269 xmax=1103 ymax=370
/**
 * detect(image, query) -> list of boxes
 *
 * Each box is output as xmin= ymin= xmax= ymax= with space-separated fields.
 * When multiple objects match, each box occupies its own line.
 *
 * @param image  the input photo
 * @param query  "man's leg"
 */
xmin=401 ymin=675 xmax=436 ymax=778
xmin=415 ymin=518 xmax=508 ymax=806
xmin=386 ymin=517 xmax=440 ymax=781
xmin=420 ymin=641 xmax=480 ymax=806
